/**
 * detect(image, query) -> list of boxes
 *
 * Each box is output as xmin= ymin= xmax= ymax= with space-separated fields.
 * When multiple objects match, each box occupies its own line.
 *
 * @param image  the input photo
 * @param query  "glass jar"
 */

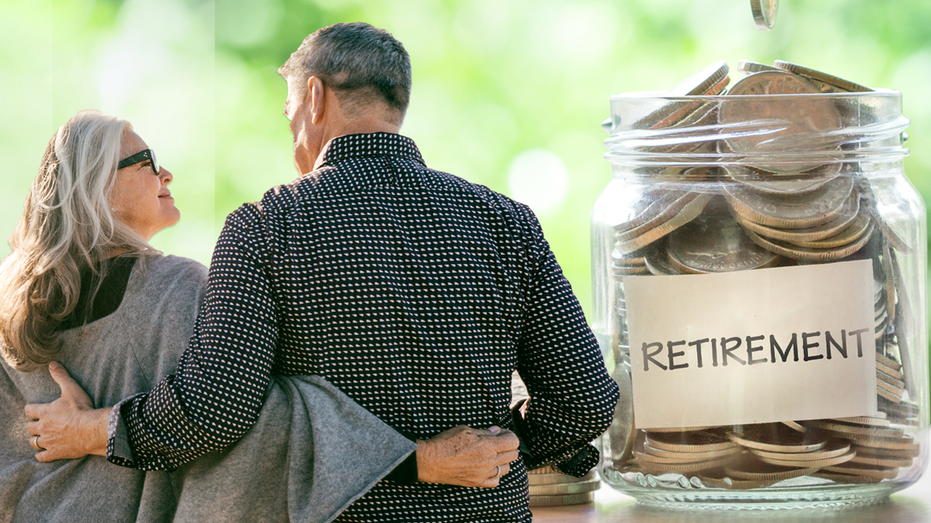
xmin=592 ymin=90 xmax=928 ymax=508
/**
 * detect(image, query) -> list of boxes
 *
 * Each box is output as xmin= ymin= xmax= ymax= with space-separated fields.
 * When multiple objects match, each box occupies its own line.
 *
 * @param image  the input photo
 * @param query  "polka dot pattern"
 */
xmin=107 ymin=133 xmax=619 ymax=522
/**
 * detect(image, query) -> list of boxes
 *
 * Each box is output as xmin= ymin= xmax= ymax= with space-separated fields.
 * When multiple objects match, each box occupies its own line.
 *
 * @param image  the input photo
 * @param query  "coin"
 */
xmin=729 ymin=424 xmax=828 ymax=453
xmin=744 ymin=222 xmax=872 ymax=262
xmin=749 ymin=439 xmax=850 ymax=462
xmin=529 ymin=471 xmax=596 ymax=485
xmin=783 ymin=213 xmax=871 ymax=249
xmin=756 ymin=449 xmax=855 ymax=469
xmin=612 ymin=264 xmax=651 ymax=277
xmin=614 ymin=191 xmax=685 ymax=235
xmin=728 ymin=194 xmax=860 ymax=244
xmin=667 ymin=210 xmax=780 ymax=273
xmin=849 ymin=435 xmax=919 ymax=452
xmin=529 ymin=478 xmax=600 ymax=496
xmin=723 ymin=176 xmax=855 ymax=230
xmin=878 ymin=398 xmax=919 ymax=418
xmin=721 ymin=71 xmax=841 ymax=173
xmin=643 ymin=242 xmax=683 ymax=276
xmin=725 ymin=164 xmax=842 ymax=198
xmin=749 ymin=0 xmax=778 ymax=30
xmin=528 ymin=465 xmax=564 ymax=475
xmin=611 ymin=248 xmax=647 ymax=266
xmin=822 ymin=463 xmax=899 ymax=480
xmin=646 ymin=429 xmax=738 ymax=453
xmin=774 ymin=61 xmax=872 ymax=93
xmin=643 ymin=442 xmax=743 ymax=461
xmin=805 ymin=420 xmax=905 ymax=440
xmin=876 ymin=380 xmax=905 ymax=402
xmin=876 ymin=361 xmax=904 ymax=380
xmin=781 ymin=420 xmax=807 ymax=433
xmin=634 ymin=62 xmax=730 ymax=130
xmin=876 ymin=371 xmax=906 ymax=391
xmin=669 ymin=60 xmax=731 ymax=97
xmin=831 ymin=415 xmax=891 ymax=428
xmin=853 ymin=444 xmax=920 ymax=460
xmin=875 ymin=353 xmax=901 ymax=371
xmin=528 ymin=492 xmax=594 ymax=507
xmin=738 ymin=60 xmax=780 ymax=74
xmin=725 ymin=462 xmax=819 ymax=482
xmin=616 ymin=192 xmax=698 ymax=243
xmin=614 ymin=193 xmax=713 ymax=255
xmin=850 ymin=454 xmax=912 ymax=469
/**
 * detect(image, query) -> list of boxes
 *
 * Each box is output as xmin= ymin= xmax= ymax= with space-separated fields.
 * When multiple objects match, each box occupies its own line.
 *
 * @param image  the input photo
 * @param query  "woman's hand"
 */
xmin=24 ymin=362 xmax=110 ymax=462
xmin=416 ymin=425 xmax=521 ymax=488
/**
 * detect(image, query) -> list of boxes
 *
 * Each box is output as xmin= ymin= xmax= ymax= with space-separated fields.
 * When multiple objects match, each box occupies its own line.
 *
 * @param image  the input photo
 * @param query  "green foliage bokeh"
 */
xmin=2 ymin=0 xmax=930 ymax=326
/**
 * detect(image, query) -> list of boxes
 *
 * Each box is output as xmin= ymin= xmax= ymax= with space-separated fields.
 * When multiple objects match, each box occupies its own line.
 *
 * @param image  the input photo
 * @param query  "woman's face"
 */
xmin=111 ymin=129 xmax=180 ymax=240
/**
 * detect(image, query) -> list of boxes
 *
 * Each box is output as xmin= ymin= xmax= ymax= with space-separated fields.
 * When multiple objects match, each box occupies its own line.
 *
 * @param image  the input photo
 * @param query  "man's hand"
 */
xmin=24 ymin=362 xmax=110 ymax=462
xmin=416 ymin=425 xmax=520 ymax=488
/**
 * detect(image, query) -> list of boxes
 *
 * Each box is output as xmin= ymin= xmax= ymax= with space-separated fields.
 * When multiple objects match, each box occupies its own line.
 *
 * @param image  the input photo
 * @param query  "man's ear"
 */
xmin=309 ymin=76 xmax=325 ymax=125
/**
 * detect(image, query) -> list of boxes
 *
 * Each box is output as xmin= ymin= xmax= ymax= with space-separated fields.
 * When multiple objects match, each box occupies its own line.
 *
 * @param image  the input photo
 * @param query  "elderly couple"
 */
xmin=0 ymin=22 xmax=619 ymax=523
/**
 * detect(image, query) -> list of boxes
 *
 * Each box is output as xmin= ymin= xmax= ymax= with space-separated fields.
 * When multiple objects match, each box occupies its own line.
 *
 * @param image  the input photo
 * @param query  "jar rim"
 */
xmin=608 ymin=88 xmax=901 ymax=102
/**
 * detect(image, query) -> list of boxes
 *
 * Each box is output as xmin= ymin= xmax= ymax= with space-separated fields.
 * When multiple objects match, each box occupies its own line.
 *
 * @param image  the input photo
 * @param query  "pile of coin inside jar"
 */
xmin=603 ymin=60 xmax=920 ymax=488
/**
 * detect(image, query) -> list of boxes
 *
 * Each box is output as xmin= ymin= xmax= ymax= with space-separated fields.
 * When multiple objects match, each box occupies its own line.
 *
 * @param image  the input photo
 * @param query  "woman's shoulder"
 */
xmin=126 ymin=254 xmax=208 ymax=313
xmin=145 ymin=254 xmax=208 ymax=282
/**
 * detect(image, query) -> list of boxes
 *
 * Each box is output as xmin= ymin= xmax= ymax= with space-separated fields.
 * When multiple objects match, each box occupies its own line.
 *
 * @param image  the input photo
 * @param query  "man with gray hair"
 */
xmin=30 ymin=22 xmax=618 ymax=521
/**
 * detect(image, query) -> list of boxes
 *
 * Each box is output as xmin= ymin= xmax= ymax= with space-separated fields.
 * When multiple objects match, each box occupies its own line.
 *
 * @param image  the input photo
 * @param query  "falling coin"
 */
xmin=749 ymin=0 xmax=778 ymax=30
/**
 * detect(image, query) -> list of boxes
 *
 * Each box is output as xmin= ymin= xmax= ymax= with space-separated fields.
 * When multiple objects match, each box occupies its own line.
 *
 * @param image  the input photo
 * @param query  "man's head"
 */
xmin=279 ymin=23 xmax=412 ymax=173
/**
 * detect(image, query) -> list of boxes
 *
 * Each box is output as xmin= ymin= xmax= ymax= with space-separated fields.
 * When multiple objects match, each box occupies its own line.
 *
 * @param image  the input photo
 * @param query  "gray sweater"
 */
xmin=0 ymin=255 xmax=416 ymax=522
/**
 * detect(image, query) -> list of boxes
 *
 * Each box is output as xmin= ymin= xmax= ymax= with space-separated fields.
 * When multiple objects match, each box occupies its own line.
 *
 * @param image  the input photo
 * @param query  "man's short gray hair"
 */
xmin=279 ymin=22 xmax=412 ymax=122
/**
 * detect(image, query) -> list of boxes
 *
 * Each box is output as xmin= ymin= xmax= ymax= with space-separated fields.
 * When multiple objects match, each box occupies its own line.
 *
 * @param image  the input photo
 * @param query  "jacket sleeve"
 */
xmin=107 ymin=205 xmax=278 ymax=471
xmin=512 ymin=205 xmax=620 ymax=476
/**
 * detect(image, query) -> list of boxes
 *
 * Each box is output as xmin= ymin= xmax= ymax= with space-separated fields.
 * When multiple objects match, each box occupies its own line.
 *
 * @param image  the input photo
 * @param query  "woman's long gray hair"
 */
xmin=0 ymin=110 xmax=155 ymax=370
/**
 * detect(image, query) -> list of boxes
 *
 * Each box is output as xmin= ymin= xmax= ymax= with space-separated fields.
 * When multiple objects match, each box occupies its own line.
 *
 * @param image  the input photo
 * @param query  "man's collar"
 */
xmin=313 ymin=132 xmax=425 ymax=171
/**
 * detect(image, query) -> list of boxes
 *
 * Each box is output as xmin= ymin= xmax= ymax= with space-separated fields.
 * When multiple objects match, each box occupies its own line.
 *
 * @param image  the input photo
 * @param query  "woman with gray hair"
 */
xmin=0 ymin=109 xmax=419 ymax=522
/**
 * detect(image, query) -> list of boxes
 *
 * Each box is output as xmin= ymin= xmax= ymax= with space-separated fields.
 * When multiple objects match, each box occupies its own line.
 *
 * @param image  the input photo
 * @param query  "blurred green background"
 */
xmin=2 ymin=0 xmax=930 ymax=325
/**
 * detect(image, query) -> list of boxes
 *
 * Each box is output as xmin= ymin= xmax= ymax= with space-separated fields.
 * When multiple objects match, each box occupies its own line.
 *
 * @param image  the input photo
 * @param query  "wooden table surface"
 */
xmin=531 ymin=470 xmax=931 ymax=522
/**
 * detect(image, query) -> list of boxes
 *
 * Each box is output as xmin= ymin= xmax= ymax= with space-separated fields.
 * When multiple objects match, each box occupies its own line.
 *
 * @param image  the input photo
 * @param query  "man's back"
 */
xmin=220 ymin=133 xmax=618 ymax=521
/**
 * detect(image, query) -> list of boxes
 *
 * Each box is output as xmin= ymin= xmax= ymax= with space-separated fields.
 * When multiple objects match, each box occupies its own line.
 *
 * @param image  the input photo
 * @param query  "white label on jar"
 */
xmin=625 ymin=259 xmax=877 ymax=429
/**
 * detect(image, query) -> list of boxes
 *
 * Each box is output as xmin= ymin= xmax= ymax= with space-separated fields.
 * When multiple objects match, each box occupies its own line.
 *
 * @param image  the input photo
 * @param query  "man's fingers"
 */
xmin=496 ymin=449 xmax=520 ymax=465
xmin=489 ymin=429 xmax=519 ymax=452
xmin=24 ymin=403 xmax=45 ymax=420
xmin=34 ymin=450 xmax=56 ymax=463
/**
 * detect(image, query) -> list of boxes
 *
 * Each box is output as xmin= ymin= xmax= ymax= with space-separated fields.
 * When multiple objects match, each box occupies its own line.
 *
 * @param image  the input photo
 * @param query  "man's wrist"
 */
xmin=88 ymin=408 xmax=111 ymax=456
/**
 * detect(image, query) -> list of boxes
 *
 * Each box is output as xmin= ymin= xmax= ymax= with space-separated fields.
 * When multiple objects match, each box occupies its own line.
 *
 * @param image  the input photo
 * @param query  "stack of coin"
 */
xmin=604 ymin=59 xmax=921 ymax=490
xmin=527 ymin=467 xmax=599 ymax=507
xmin=631 ymin=428 xmax=742 ymax=475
